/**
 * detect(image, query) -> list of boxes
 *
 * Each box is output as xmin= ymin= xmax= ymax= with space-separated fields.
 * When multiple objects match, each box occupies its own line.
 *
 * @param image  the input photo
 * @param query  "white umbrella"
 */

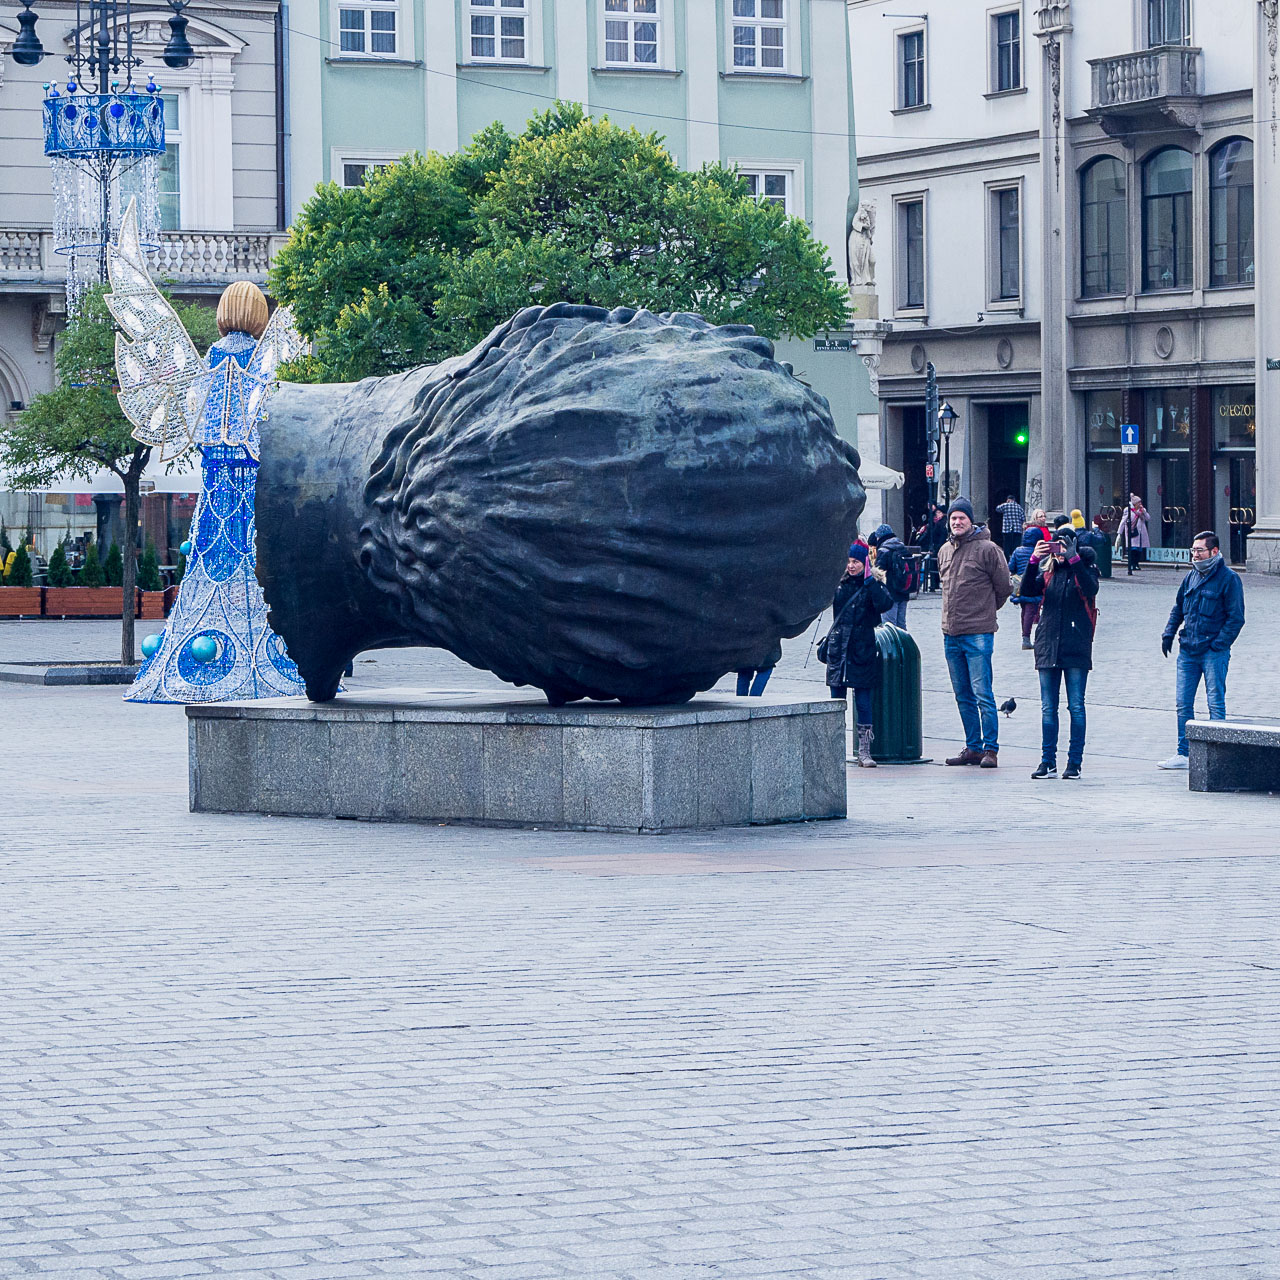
xmin=860 ymin=460 xmax=905 ymax=491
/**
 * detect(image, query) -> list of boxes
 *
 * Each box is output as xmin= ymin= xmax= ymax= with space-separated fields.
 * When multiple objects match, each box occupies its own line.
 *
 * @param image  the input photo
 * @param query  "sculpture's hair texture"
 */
xmin=217 ymin=281 xmax=269 ymax=339
xmin=354 ymin=304 xmax=863 ymax=703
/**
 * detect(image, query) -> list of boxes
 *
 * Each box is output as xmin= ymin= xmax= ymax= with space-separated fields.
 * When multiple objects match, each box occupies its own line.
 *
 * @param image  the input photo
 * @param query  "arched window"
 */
xmin=1209 ymin=138 xmax=1254 ymax=287
xmin=1142 ymin=148 xmax=1193 ymax=291
xmin=1080 ymin=157 xmax=1127 ymax=297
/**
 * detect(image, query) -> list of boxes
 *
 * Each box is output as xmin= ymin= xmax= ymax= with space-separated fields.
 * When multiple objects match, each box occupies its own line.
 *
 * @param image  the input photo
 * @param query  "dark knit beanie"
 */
xmin=948 ymin=497 xmax=976 ymax=522
xmin=848 ymin=543 xmax=870 ymax=565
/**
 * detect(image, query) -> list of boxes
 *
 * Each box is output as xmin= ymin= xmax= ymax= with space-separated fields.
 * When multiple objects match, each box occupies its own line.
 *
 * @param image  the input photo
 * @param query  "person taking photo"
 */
xmin=1021 ymin=526 xmax=1100 ymax=780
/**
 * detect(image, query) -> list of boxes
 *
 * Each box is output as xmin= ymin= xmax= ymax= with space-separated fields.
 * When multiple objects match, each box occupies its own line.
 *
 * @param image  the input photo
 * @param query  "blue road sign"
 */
xmin=1121 ymin=422 xmax=1139 ymax=447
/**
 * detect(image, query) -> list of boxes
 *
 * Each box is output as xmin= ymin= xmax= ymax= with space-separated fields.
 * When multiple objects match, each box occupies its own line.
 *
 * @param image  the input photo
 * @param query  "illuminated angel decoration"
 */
xmin=106 ymin=198 xmax=310 ymax=704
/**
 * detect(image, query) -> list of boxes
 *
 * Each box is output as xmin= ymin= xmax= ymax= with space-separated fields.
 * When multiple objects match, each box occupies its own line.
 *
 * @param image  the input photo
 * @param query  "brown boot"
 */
xmin=945 ymin=748 xmax=983 ymax=766
xmin=857 ymin=726 xmax=877 ymax=768
xmin=980 ymin=751 xmax=999 ymax=768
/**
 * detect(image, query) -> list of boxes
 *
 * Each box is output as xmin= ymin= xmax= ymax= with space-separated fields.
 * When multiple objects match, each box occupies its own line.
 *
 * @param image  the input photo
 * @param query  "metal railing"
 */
xmin=1090 ymin=45 xmax=1202 ymax=110
xmin=0 ymin=228 xmax=286 ymax=285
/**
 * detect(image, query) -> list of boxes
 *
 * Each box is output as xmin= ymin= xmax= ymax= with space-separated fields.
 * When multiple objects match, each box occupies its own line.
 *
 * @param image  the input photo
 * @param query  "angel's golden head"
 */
xmin=217 ymin=281 xmax=270 ymax=340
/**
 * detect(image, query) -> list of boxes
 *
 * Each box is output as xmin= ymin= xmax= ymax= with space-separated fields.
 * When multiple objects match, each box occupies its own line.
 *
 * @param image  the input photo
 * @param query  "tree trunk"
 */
xmin=121 ymin=473 xmax=139 ymax=665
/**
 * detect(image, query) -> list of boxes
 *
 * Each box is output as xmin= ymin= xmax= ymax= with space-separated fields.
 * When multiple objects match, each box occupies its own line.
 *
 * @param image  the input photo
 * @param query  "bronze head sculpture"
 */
xmin=256 ymin=304 xmax=865 ymax=704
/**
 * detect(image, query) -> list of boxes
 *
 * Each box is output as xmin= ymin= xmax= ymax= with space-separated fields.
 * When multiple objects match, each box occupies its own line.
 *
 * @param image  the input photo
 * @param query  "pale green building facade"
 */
xmin=283 ymin=0 xmax=883 ymax=468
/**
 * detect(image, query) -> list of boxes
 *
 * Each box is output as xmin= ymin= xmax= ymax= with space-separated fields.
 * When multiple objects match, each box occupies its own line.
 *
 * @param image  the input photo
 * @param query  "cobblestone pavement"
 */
xmin=1 ymin=568 xmax=1279 ymax=1278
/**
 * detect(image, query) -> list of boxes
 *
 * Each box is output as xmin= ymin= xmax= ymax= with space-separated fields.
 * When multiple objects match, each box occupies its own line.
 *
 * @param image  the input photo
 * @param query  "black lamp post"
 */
xmin=5 ymin=2 xmax=198 ymax=81
xmin=938 ymin=401 xmax=959 ymax=509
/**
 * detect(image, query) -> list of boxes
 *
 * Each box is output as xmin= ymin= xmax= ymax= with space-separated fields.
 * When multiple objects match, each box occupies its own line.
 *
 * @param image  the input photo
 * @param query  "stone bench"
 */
xmin=187 ymin=687 xmax=847 ymax=832
xmin=1187 ymin=720 xmax=1280 ymax=793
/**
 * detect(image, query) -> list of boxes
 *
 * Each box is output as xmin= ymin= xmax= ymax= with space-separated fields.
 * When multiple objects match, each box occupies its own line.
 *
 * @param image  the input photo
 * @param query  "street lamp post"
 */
xmin=938 ymin=401 xmax=959 ymax=509
xmin=5 ymin=1 xmax=196 ymax=311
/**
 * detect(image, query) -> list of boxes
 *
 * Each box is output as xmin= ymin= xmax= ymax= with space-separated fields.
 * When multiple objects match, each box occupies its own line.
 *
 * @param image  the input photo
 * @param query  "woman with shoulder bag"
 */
xmin=1008 ymin=526 xmax=1043 ymax=652
xmin=825 ymin=543 xmax=895 ymax=767
xmin=1020 ymin=526 xmax=1100 ymax=780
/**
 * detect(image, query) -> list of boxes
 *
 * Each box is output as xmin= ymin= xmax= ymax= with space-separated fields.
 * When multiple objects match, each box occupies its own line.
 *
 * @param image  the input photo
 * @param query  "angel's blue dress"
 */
xmin=125 ymin=330 xmax=306 ymax=703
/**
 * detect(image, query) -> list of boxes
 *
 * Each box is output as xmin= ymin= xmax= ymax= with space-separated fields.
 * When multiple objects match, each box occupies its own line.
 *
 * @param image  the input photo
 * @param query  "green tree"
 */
xmin=80 ymin=541 xmax=105 ymax=588
xmin=137 ymin=539 xmax=162 ymax=592
xmin=0 ymin=285 xmax=218 ymax=661
xmin=6 ymin=543 xmax=32 ymax=588
xmin=103 ymin=542 xmax=122 ymax=587
xmin=270 ymin=104 xmax=848 ymax=381
xmin=174 ymin=550 xmax=187 ymax=584
xmin=46 ymin=538 xmax=73 ymax=588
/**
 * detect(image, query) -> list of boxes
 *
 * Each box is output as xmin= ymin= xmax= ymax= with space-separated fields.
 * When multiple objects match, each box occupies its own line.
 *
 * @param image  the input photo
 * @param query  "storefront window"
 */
xmin=1085 ymin=389 xmax=1124 ymax=449
xmin=1144 ymin=387 xmax=1192 ymax=449
xmin=1212 ymin=385 xmax=1256 ymax=449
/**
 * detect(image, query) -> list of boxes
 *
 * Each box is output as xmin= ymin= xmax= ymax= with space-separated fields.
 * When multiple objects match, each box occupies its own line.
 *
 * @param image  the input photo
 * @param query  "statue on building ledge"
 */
xmin=847 ymin=200 xmax=879 ymax=320
xmin=105 ymin=200 xmax=309 ymax=704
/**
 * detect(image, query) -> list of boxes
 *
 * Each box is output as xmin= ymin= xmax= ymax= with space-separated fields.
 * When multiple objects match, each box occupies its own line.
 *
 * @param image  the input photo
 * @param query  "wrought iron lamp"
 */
xmin=5 ymin=1 xmax=197 ymax=311
xmin=938 ymin=401 xmax=959 ymax=508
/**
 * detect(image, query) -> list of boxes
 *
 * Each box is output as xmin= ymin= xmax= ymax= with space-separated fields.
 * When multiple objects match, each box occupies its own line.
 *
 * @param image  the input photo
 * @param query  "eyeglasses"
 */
xmin=1190 ymin=544 xmax=1213 ymax=558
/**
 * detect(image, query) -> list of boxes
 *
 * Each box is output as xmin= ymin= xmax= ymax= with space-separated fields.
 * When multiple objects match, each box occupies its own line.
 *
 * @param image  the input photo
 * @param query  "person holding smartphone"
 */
xmin=1020 ymin=525 xmax=1100 ymax=780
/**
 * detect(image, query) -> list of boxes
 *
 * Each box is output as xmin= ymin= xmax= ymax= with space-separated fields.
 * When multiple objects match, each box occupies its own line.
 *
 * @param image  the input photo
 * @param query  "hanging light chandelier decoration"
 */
xmin=8 ymin=2 xmax=196 ymax=313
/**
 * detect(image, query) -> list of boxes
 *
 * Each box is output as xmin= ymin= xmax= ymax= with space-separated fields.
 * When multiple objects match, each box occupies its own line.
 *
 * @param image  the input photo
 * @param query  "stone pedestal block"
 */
xmin=187 ymin=689 xmax=846 ymax=832
xmin=1187 ymin=720 xmax=1280 ymax=793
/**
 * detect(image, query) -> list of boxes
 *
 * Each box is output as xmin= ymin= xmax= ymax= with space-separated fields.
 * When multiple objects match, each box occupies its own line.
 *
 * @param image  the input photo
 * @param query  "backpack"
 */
xmin=886 ymin=548 xmax=919 ymax=598
xmin=1074 ymin=576 xmax=1099 ymax=636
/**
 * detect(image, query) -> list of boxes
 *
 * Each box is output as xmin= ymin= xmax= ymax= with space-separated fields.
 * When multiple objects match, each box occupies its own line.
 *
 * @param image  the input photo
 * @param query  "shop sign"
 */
xmin=1148 ymin=546 xmax=1191 ymax=563
xmin=1267 ymin=358 xmax=1280 ymax=371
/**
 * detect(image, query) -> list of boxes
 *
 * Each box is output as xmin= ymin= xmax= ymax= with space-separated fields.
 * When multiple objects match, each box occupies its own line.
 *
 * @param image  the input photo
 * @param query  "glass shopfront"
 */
xmin=1082 ymin=383 xmax=1255 ymax=561
xmin=1212 ymin=385 xmax=1256 ymax=562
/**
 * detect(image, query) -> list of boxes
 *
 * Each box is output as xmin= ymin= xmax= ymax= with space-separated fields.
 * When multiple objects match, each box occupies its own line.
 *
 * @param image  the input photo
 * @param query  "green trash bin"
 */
xmin=860 ymin=623 xmax=929 ymax=764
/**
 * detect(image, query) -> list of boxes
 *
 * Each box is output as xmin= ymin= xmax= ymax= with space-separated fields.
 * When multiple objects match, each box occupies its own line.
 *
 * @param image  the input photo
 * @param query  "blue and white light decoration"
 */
xmin=7 ymin=0 xmax=195 ymax=313
xmin=105 ymin=200 xmax=310 ymax=704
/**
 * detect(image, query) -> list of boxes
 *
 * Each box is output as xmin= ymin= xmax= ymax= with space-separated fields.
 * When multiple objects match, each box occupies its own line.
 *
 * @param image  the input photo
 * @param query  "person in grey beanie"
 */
xmin=938 ymin=497 xmax=1012 ymax=768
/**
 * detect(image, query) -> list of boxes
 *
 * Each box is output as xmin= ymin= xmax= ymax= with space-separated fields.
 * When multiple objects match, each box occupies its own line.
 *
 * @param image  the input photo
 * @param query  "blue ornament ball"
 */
xmin=190 ymin=636 xmax=219 ymax=664
xmin=141 ymin=634 xmax=162 ymax=659
xmin=179 ymin=540 xmax=192 ymax=556
xmin=109 ymin=101 xmax=124 ymax=119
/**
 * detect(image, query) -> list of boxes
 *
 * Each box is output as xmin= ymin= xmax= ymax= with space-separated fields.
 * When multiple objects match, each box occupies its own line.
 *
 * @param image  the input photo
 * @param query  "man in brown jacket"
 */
xmin=939 ymin=497 xmax=1012 ymax=767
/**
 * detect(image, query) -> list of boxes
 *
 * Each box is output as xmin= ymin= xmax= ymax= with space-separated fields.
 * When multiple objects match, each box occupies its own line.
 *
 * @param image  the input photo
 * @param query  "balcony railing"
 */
xmin=1090 ymin=45 xmax=1202 ymax=110
xmin=0 ymin=228 xmax=288 ymax=288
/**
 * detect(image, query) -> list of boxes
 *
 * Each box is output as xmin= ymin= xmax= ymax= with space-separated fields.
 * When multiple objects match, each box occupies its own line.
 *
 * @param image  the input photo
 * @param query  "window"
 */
xmin=739 ymin=169 xmax=791 ymax=213
xmin=992 ymin=10 xmax=1021 ymax=92
xmin=898 ymin=30 xmax=926 ymax=109
xmin=604 ymin=0 xmax=658 ymax=65
xmin=1212 ymin=385 xmax=1255 ymax=449
xmin=341 ymin=161 xmax=389 ymax=188
xmin=337 ymin=3 xmax=399 ymax=56
xmin=991 ymin=185 xmax=1020 ymax=301
xmin=470 ymin=0 xmax=528 ymax=61
xmin=896 ymin=198 xmax=925 ymax=311
xmin=120 ymin=94 xmax=180 ymax=230
xmin=1147 ymin=0 xmax=1190 ymax=46
xmin=1080 ymin=157 xmax=1127 ymax=297
xmin=1209 ymin=138 xmax=1254 ymax=288
xmin=731 ymin=0 xmax=786 ymax=72
xmin=1142 ymin=147 xmax=1193 ymax=291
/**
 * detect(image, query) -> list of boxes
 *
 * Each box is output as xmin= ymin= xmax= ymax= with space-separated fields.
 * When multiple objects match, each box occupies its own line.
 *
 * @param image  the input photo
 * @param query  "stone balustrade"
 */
xmin=0 ymin=228 xmax=286 ymax=287
xmin=1090 ymin=45 xmax=1202 ymax=110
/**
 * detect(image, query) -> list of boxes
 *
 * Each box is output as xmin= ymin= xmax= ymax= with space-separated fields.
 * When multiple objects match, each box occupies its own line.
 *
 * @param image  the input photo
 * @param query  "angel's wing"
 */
xmin=213 ymin=304 xmax=308 ymax=457
xmin=106 ymin=199 xmax=211 ymax=459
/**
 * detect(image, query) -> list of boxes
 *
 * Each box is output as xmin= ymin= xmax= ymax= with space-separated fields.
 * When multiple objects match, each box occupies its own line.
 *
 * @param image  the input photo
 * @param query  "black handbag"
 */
xmin=816 ymin=634 xmax=830 ymax=664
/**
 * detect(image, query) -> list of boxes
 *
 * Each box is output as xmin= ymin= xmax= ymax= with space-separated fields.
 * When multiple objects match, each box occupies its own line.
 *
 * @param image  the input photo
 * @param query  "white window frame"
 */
xmin=467 ymin=0 xmax=533 ymax=64
xmin=893 ymin=192 xmax=928 ymax=315
xmin=332 ymin=149 xmax=404 ymax=189
xmin=730 ymin=160 xmax=804 ymax=220
xmin=331 ymin=1 xmax=406 ymax=60
xmin=725 ymin=0 xmax=792 ymax=76
xmin=599 ymin=0 xmax=666 ymax=68
xmin=988 ymin=6 xmax=1023 ymax=95
xmin=986 ymin=179 xmax=1023 ymax=307
xmin=895 ymin=24 xmax=928 ymax=111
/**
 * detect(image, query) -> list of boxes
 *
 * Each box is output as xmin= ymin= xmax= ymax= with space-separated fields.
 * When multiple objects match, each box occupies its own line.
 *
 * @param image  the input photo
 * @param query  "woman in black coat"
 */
xmin=826 ymin=543 xmax=895 ymax=767
xmin=1020 ymin=526 xmax=1100 ymax=780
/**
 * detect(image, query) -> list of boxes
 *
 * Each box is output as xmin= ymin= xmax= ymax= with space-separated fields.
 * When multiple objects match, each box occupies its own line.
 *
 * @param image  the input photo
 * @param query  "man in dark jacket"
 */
xmin=1158 ymin=530 xmax=1246 ymax=769
xmin=938 ymin=497 xmax=1012 ymax=768
xmin=867 ymin=522 xmax=911 ymax=630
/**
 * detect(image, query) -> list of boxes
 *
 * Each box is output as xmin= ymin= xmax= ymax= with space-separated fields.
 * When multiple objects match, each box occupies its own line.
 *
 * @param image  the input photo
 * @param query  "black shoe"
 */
xmin=1062 ymin=763 xmax=1081 ymax=780
xmin=1031 ymin=761 xmax=1057 ymax=779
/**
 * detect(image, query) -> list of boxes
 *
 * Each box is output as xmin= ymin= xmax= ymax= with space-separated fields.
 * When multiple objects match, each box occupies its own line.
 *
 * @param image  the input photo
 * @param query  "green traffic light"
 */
xmin=1015 ymin=431 xmax=1028 ymax=445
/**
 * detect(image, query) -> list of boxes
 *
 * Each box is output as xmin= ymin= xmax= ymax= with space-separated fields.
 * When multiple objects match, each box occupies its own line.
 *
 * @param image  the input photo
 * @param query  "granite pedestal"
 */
xmin=1187 ymin=720 xmax=1280 ymax=793
xmin=187 ymin=688 xmax=847 ymax=832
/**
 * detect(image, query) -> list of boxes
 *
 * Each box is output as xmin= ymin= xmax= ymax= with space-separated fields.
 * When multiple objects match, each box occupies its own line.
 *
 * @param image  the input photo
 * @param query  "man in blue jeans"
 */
xmin=1158 ymin=530 xmax=1245 ymax=769
xmin=938 ymin=498 xmax=1012 ymax=768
